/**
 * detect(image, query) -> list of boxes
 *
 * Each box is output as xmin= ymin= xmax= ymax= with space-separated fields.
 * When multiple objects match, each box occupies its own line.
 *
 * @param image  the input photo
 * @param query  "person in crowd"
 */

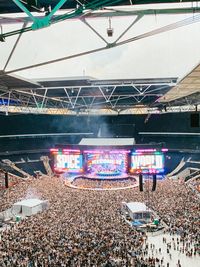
xmin=0 ymin=175 xmax=199 ymax=266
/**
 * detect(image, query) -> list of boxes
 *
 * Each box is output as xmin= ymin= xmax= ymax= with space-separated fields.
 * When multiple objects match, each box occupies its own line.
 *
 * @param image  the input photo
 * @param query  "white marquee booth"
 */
xmin=12 ymin=198 xmax=48 ymax=217
xmin=122 ymin=201 xmax=152 ymax=222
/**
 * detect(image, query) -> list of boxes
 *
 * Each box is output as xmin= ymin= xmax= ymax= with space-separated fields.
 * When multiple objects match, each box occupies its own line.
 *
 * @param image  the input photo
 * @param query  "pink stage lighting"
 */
xmin=161 ymin=148 xmax=168 ymax=152
xmin=135 ymin=149 xmax=157 ymax=153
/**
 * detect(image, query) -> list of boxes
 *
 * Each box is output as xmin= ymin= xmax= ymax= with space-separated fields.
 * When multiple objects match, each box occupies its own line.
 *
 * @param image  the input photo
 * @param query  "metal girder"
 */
xmin=13 ymin=0 xmax=69 ymax=30
xmin=0 ymin=77 xmax=199 ymax=115
xmin=3 ymin=22 xmax=28 ymax=71
xmin=81 ymin=13 xmax=143 ymax=47
xmin=1 ymin=2 xmax=200 ymax=41
xmin=0 ymin=0 xmax=123 ymax=40
xmin=163 ymin=92 xmax=200 ymax=107
xmin=2 ymin=2 xmax=200 ymax=24
xmin=2 ymin=10 xmax=200 ymax=74
xmin=2 ymin=74 xmax=199 ymax=115
xmin=0 ymin=103 xmax=199 ymax=115
xmin=0 ymin=79 xmax=174 ymax=115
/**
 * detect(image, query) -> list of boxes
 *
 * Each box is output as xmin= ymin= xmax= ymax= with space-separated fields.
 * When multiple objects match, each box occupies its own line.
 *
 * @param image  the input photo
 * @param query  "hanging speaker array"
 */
xmin=152 ymin=174 xmax=157 ymax=192
xmin=5 ymin=172 xmax=9 ymax=188
xmin=139 ymin=174 xmax=143 ymax=192
xmin=138 ymin=174 xmax=157 ymax=192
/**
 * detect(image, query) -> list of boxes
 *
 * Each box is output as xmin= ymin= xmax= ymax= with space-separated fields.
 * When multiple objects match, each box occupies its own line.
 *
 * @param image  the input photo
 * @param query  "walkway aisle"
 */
xmin=143 ymin=233 xmax=199 ymax=267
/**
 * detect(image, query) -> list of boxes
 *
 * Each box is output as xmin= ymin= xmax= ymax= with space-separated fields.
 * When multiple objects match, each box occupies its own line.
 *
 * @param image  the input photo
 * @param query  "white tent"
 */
xmin=12 ymin=198 xmax=48 ymax=217
xmin=123 ymin=202 xmax=152 ymax=221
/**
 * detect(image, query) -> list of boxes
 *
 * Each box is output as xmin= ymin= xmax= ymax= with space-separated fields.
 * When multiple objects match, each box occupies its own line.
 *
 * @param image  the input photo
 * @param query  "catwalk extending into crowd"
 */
xmin=0 ymin=176 xmax=199 ymax=266
xmin=71 ymin=176 xmax=137 ymax=189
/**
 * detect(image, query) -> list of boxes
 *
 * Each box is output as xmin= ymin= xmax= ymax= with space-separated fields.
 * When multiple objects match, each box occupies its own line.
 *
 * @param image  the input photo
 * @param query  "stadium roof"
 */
xmin=0 ymin=74 xmax=177 ymax=113
xmin=0 ymin=71 xmax=40 ymax=88
xmin=159 ymin=63 xmax=200 ymax=105
xmin=0 ymin=1 xmax=195 ymax=14
xmin=0 ymin=1 xmax=200 ymax=114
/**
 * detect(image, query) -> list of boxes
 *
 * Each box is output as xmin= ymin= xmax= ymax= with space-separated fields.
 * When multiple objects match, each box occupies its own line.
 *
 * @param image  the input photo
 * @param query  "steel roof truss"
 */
xmin=114 ymin=14 xmax=143 ymax=44
xmin=64 ymin=87 xmax=82 ymax=109
xmin=81 ymin=18 xmax=109 ymax=45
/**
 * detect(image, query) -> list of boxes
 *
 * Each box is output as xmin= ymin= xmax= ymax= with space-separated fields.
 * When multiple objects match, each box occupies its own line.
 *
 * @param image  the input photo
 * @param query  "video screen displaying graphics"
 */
xmin=130 ymin=152 xmax=164 ymax=174
xmin=86 ymin=150 xmax=128 ymax=177
xmin=51 ymin=149 xmax=83 ymax=173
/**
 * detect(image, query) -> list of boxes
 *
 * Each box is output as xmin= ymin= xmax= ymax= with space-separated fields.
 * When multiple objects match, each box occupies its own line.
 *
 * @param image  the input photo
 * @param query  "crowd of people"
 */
xmin=71 ymin=177 xmax=137 ymax=189
xmin=188 ymin=176 xmax=200 ymax=193
xmin=137 ymin=233 xmax=199 ymax=267
xmin=0 ymin=171 xmax=20 ymax=192
xmin=0 ymin=174 xmax=199 ymax=266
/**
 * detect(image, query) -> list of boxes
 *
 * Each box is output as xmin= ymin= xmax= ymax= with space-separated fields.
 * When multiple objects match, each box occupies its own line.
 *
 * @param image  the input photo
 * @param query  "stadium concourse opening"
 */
xmin=51 ymin=138 xmax=165 ymax=190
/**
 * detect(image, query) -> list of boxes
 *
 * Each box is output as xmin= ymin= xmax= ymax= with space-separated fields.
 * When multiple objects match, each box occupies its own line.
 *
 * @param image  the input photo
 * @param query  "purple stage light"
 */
xmin=63 ymin=149 xmax=81 ymax=153
xmin=135 ymin=149 xmax=157 ymax=153
xmin=161 ymin=148 xmax=168 ymax=152
xmin=83 ymin=150 xmax=130 ymax=154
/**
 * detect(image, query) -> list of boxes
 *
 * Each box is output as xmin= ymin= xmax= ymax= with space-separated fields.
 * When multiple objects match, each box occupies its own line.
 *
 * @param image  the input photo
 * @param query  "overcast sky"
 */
xmin=1 ymin=3 xmax=200 ymax=81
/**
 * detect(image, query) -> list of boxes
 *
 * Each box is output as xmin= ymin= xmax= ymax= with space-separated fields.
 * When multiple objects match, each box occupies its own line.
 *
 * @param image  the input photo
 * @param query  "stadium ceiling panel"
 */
xmin=159 ymin=63 xmax=200 ymax=106
xmin=0 ymin=1 xmax=200 ymax=40
xmin=0 ymin=71 xmax=40 ymax=89
xmin=165 ymin=92 xmax=200 ymax=108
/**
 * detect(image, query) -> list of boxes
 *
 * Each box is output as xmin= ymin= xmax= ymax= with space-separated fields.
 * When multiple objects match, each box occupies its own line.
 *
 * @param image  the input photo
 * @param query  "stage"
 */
xmin=52 ymin=141 xmax=166 ymax=191
xmin=65 ymin=175 xmax=139 ymax=191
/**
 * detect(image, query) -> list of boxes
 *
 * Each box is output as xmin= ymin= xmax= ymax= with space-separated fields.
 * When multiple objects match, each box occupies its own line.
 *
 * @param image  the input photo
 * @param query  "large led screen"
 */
xmin=130 ymin=153 xmax=164 ymax=174
xmin=53 ymin=151 xmax=83 ymax=173
xmin=86 ymin=151 xmax=128 ymax=176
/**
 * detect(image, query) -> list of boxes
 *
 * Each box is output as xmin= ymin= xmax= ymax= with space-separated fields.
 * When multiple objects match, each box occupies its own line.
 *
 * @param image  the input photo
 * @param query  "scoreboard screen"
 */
xmin=130 ymin=152 xmax=164 ymax=174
